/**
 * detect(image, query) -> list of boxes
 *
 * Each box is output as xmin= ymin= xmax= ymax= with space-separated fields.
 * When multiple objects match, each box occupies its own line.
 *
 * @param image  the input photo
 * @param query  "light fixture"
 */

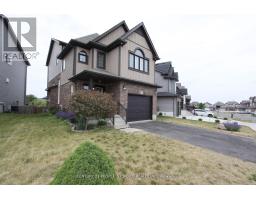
xmin=122 ymin=84 xmax=126 ymax=90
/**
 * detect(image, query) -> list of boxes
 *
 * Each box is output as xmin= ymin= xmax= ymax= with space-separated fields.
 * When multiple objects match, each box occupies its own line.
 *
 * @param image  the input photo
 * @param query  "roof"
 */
xmin=92 ymin=20 xmax=129 ymax=42
xmin=155 ymin=62 xmax=179 ymax=81
xmin=57 ymin=21 xmax=160 ymax=60
xmin=157 ymin=92 xmax=178 ymax=97
xmin=0 ymin=14 xmax=30 ymax=66
xmin=69 ymin=68 xmax=162 ymax=88
xmin=45 ymin=38 xmax=67 ymax=66
xmin=76 ymin=33 xmax=99 ymax=43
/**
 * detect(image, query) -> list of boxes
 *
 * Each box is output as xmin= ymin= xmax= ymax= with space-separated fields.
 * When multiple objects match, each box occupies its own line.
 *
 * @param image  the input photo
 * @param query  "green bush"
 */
xmin=48 ymin=106 xmax=59 ymax=114
xmin=215 ymin=119 xmax=220 ymax=123
xmin=182 ymin=116 xmax=186 ymax=119
xmin=51 ymin=142 xmax=118 ymax=185
xmin=97 ymin=119 xmax=107 ymax=127
xmin=158 ymin=112 xmax=163 ymax=116
xmin=198 ymin=118 xmax=202 ymax=121
xmin=224 ymin=117 xmax=228 ymax=120
xmin=75 ymin=116 xmax=86 ymax=130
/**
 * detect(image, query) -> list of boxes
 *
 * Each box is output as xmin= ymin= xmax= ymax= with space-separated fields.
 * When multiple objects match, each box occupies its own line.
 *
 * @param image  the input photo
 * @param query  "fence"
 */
xmin=11 ymin=106 xmax=48 ymax=114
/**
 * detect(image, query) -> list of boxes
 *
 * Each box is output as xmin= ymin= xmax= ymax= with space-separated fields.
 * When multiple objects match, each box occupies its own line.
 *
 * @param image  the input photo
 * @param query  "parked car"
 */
xmin=192 ymin=109 xmax=214 ymax=117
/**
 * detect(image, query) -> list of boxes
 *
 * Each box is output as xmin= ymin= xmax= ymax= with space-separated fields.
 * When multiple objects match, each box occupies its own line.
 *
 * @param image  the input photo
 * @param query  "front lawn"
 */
xmin=0 ymin=113 xmax=256 ymax=184
xmin=158 ymin=116 xmax=256 ymax=138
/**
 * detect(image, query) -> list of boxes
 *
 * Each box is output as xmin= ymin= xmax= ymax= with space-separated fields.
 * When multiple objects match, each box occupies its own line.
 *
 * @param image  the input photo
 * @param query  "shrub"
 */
xmin=49 ymin=106 xmax=59 ymax=114
xmin=224 ymin=117 xmax=228 ymax=120
xmin=224 ymin=122 xmax=240 ymax=132
xmin=97 ymin=119 xmax=107 ymax=127
xmin=70 ymin=91 xmax=117 ymax=129
xmin=75 ymin=116 xmax=86 ymax=130
xmin=51 ymin=142 xmax=118 ymax=185
xmin=158 ymin=112 xmax=163 ymax=116
xmin=249 ymin=174 xmax=256 ymax=181
xmin=198 ymin=118 xmax=202 ymax=121
xmin=215 ymin=119 xmax=220 ymax=123
xmin=56 ymin=111 xmax=75 ymax=121
xmin=182 ymin=116 xmax=186 ymax=119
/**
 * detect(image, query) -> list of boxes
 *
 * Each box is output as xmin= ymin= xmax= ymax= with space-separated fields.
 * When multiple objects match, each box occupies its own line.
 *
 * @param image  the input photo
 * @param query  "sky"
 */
xmin=2 ymin=0 xmax=256 ymax=104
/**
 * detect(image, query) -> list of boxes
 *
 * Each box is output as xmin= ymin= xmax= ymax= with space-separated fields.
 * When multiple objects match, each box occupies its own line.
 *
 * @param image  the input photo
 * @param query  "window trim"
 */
xmin=96 ymin=50 xmax=106 ymax=69
xmin=78 ymin=50 xmax=88 ymax=64
xmin=128 ymin=49 xmax=150 ymax=75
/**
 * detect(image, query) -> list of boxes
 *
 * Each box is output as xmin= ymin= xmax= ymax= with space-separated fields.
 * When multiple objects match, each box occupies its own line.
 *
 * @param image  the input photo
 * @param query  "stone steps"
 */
xmin=114 ymin=115 xmax=129 ymax=129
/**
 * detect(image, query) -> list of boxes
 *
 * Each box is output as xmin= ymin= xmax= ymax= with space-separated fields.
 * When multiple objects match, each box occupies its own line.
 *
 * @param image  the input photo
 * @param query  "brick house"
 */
xmin=46 ymin=21 xmax=160 ymax=122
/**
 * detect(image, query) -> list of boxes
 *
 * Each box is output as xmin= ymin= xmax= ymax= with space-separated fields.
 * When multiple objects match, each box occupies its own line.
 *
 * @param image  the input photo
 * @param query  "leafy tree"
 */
xmin=198 ymin=103 xmax=205 ymax=109
xmin=26 ymin=94 xmax=37 ymax=105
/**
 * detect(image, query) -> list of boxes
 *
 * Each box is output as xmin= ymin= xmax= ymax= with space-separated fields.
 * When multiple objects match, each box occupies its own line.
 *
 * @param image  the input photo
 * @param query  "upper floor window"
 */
xmin=97 ymin=51 xmax=105 ymax=69
xmin=129 ymin=49 xmax=149 ymax=73
xmin=78 ymin=50 xmax=88 ymax=64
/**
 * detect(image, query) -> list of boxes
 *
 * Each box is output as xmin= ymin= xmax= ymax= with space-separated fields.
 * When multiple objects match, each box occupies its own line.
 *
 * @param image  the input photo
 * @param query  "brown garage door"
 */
xmin=127 ymin=94 xmax=152 ymax=122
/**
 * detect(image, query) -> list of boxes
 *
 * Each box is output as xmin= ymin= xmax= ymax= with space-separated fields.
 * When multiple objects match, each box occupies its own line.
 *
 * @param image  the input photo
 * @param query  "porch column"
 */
xmin=89 ymin=78 xmax=93 ymax=90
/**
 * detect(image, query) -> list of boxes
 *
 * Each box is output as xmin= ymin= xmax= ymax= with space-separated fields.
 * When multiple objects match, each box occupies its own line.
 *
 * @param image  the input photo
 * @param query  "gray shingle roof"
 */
xmin=75 ymin=33 xmax=99 ymax=44
xmin=155 ymin=62 xmax=178 ymax=81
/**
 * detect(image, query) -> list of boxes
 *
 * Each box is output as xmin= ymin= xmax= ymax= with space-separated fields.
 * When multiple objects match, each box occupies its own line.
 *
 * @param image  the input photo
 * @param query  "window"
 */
xmin=97 ymin=51 xmax=105 ymax=69
xmin=56 ymin=58 xmax=59 ymax=65
xmin=62 ymin=59 xmax=65 ymax=71
xmin=128 ymin=48 xmax=149 ymax=73
xmin=78 ymin=51 xmax=88 ymax=64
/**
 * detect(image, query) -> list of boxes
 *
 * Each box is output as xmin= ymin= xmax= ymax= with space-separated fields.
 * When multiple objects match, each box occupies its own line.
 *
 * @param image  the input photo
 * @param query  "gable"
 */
xmin=98 ymin=26 xmax=126 ymax=45
xmin=127 ymin=31 xmax=150 ymax=50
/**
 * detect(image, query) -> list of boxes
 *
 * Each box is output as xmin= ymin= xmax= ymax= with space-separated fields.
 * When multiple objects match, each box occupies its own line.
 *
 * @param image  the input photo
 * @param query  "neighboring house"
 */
xmin=224 ymin=101 xmax=239 ymax=111
xmin=155 ymin=62 xmax=191 ymax=116
xmin=213 ymin=101 xmax=225 ymax=111
xmin=239 ymin=100 xmax=251 ymax=112
xmin=155 ymin=62 xmax=179 ymax=116
xmin=249 ymin=96 xmax=256 ymax=112
xmin=176 ymin=83 xmax=191 ymax=111
xmin=46 ymin=21 xmax=160 ymax=122
xmin=204 ymin=102 xmax=213 ymax=110
xmin=0 ymin=15 xmax=30 ymax=112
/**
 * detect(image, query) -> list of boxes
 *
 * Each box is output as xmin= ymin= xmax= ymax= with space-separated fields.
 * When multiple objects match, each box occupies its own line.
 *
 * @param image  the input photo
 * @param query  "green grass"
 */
xmin=158 ymin=116 xmax=256 ymax=138
xmin=51 ymin=142 xmax=118 ymax=185
xmin=1 ymin=113 xmax=256 ymax=184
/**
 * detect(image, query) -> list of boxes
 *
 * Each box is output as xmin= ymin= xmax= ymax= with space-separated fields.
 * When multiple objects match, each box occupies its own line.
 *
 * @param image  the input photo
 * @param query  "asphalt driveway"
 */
xmin=130 ymin=121 xmax=256 ymax=163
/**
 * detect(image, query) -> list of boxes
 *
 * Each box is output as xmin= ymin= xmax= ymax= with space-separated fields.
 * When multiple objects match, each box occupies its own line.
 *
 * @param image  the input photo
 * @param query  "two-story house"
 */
xmin=155 ymin=62 xmax=190 ymax=116
xmin=46 ymin=21 xmax=160 ymax=122
xmin=0 ymin=15 xmax=30 ymax=112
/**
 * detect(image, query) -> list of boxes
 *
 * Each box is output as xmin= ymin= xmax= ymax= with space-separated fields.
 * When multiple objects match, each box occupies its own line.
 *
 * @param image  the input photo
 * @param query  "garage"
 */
xmin=127 ymin=94 xmax=152 ymax=122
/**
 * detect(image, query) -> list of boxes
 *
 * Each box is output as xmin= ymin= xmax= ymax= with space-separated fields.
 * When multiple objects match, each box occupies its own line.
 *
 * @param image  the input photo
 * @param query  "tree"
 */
xmin=26 ymin=94 xmax=37 ymax=105
xmin=198 ymin=103 xmax=205 ymax=110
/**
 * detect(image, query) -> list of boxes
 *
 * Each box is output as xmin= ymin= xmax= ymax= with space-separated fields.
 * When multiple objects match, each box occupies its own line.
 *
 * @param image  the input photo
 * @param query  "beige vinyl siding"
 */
xmin=60 ymin=49 xmax=74 ymax=85
xmin=48 ymin=42 xmax=62 ymax=81
xmin=76 ymin=47 xmax=92 ymax=74
xmin=105 ymin=47 xmax=119 ymax=75
xmin=98 ymin=26 xmax=126 ymax=45
xmin=120 ymin=32 xmax=155 ymax=84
